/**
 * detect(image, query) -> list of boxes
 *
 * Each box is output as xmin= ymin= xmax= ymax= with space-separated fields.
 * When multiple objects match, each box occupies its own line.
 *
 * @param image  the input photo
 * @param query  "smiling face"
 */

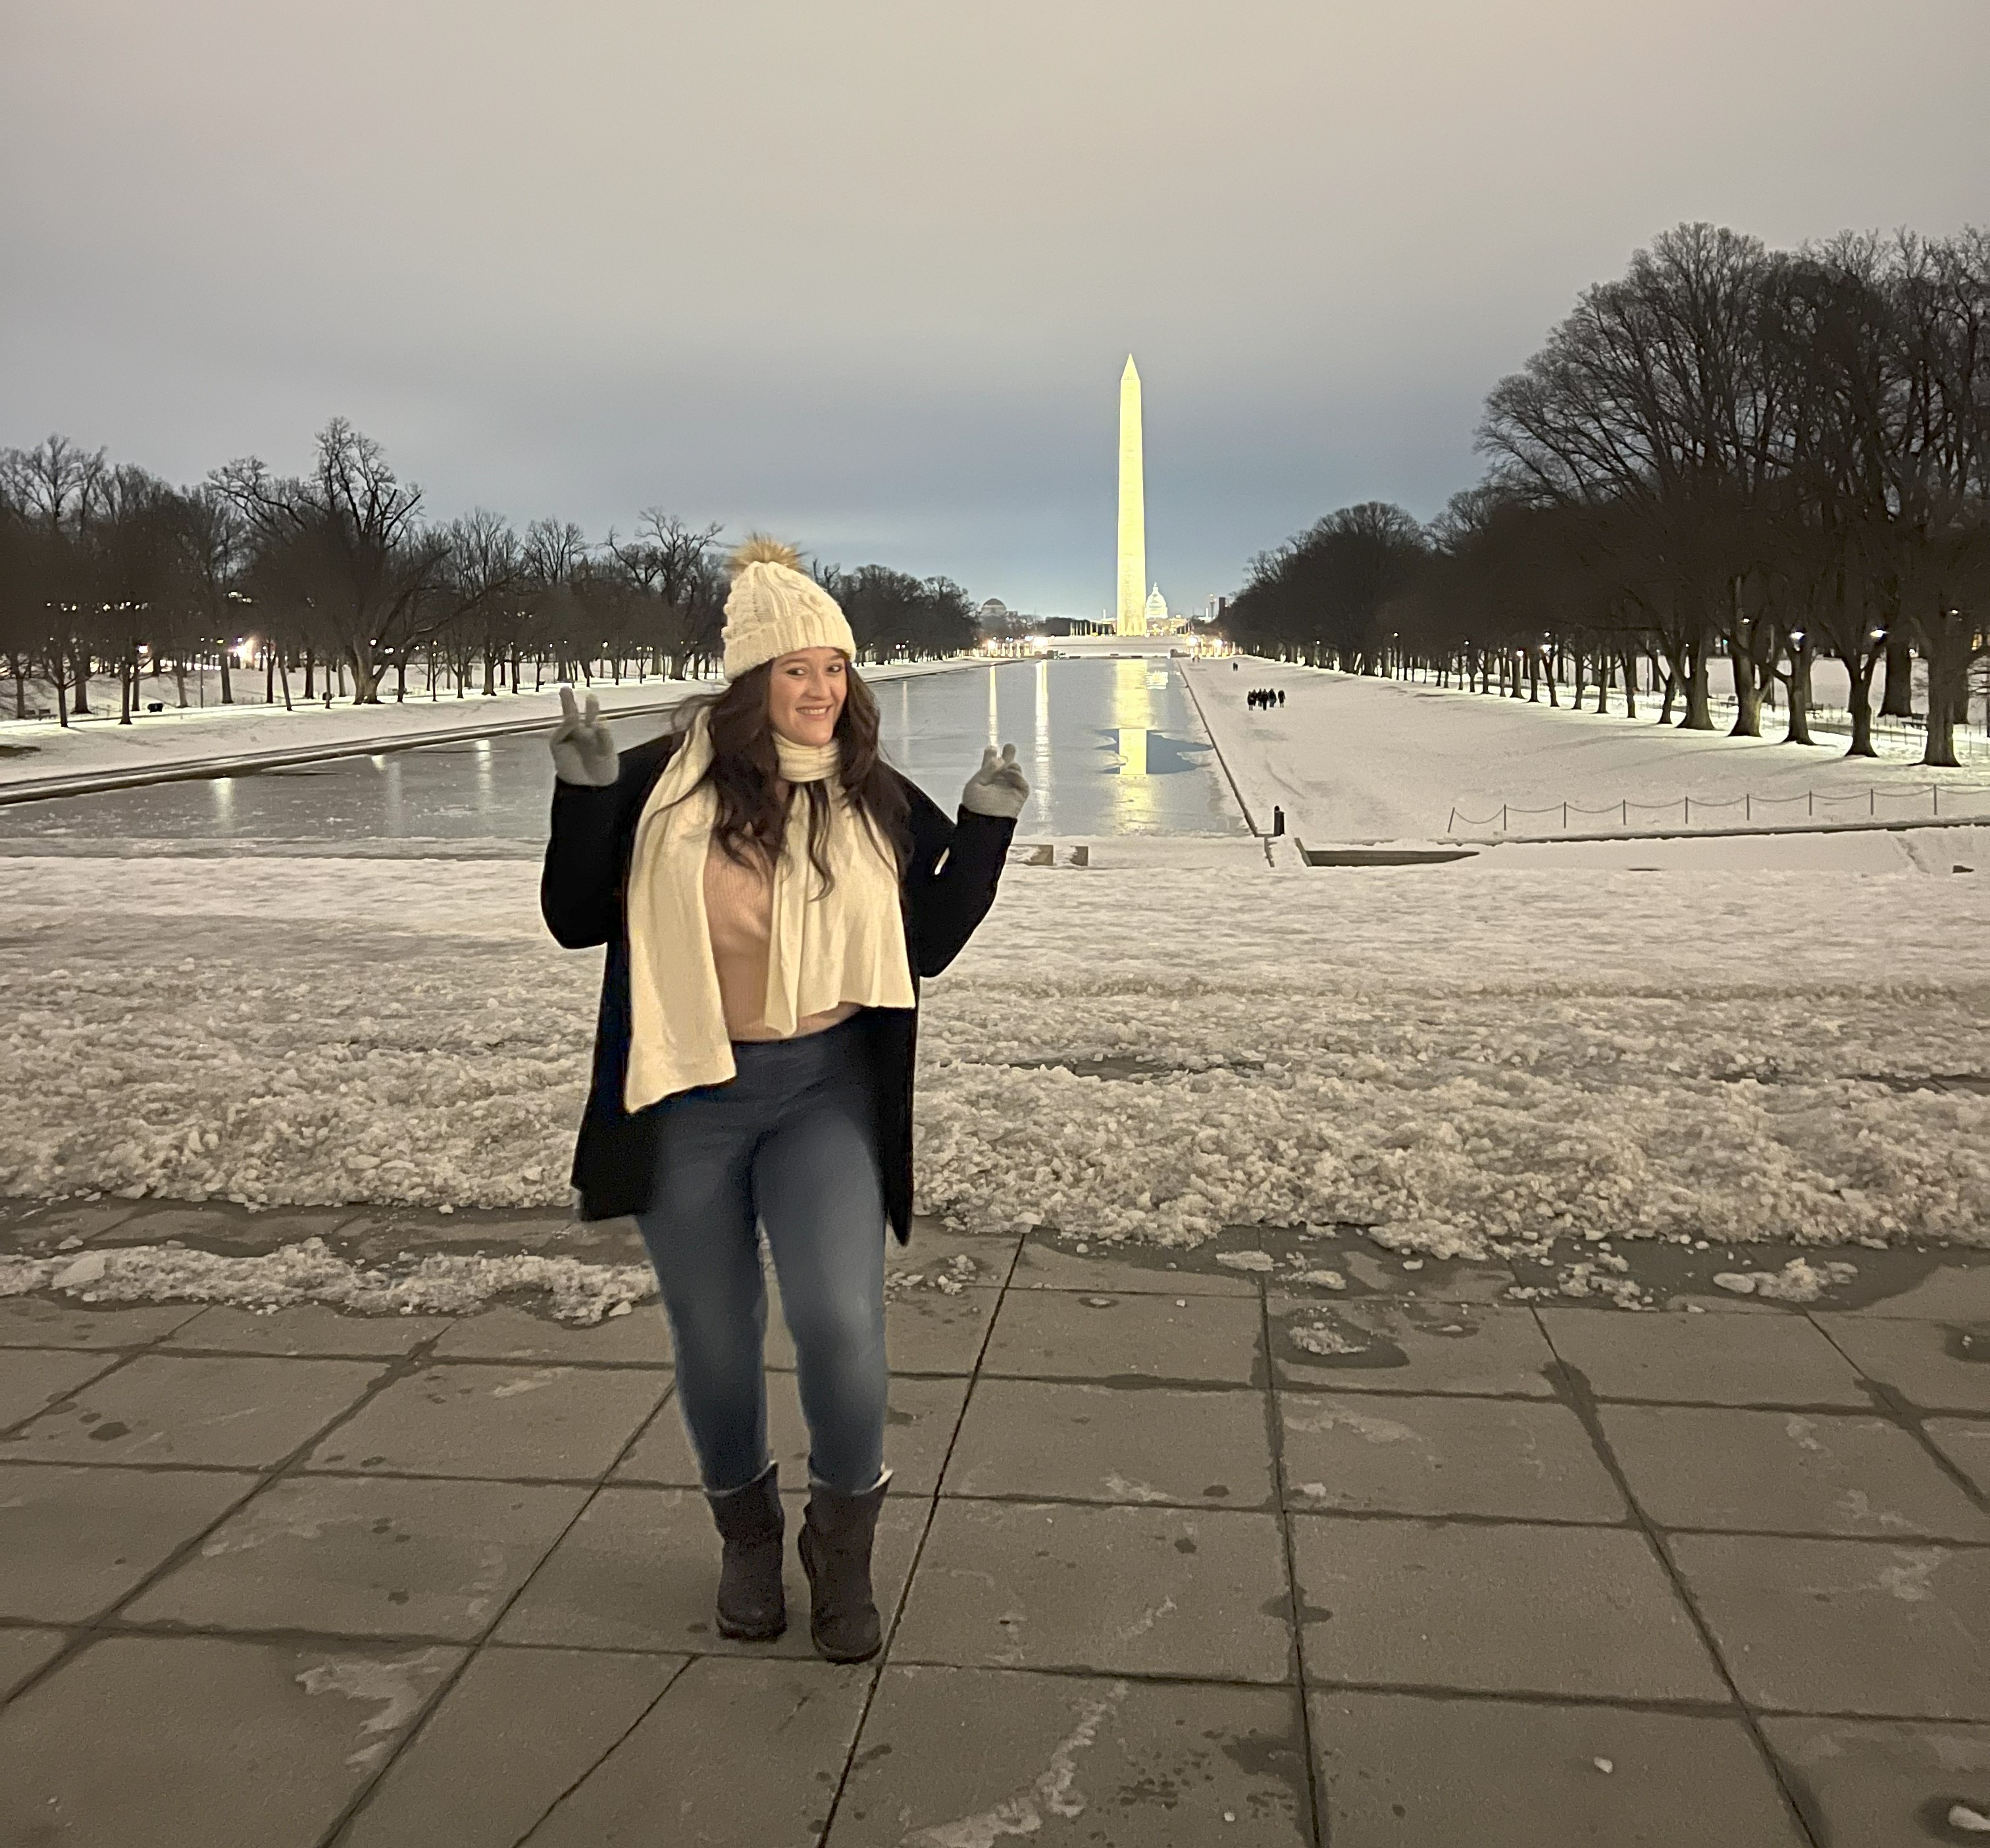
xmin=766 ymin=646 xmax=848 ymax=748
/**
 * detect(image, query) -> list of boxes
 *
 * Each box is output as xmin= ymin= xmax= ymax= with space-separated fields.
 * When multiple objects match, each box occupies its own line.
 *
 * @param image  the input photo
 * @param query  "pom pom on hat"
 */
xmin=721 ymin=533 xmax=857 ymax=680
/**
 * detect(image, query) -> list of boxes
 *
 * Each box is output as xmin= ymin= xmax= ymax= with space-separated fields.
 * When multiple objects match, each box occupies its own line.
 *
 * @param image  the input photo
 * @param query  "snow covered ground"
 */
xmin=0 ymin=657 xmax=975 ymax=792
xmin=1187 ymin=658 xmax=1990 ymax=844
xmin=1 ymin=838 xmax=1983 ymax=1264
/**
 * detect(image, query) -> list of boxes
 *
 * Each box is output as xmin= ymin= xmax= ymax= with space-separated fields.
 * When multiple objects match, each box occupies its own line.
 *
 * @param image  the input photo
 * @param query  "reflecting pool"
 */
xmin=0 ymin=659 xmax=1244 ymax=843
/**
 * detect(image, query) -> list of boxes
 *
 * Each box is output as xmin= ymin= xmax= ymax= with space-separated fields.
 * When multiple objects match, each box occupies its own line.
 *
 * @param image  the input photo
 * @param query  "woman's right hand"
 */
xmin=548 ymin=687 xmax=619 ymax=787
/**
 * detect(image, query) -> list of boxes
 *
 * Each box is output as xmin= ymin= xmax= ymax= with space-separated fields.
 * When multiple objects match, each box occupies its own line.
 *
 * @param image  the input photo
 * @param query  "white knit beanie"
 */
xmin=721 ymin=536 xmax=857 ymax=680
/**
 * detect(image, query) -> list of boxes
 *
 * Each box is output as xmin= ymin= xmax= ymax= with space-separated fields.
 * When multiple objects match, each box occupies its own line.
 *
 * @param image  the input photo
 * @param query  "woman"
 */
xmin=540 ymin=537 xmax=1027 ymax=1664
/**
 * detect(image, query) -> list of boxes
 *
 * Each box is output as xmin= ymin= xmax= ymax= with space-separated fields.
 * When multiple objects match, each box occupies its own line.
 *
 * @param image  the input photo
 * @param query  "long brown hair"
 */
xmin=672 ymin=660 xmax=908 ymax=894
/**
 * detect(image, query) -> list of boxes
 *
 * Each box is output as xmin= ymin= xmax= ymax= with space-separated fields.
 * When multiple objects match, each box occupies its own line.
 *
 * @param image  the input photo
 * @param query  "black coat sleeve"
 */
xmin=898 ymin=778 xmax=1016 ymax=977
xmin=540 ymin=737 xmax=672 ymax=950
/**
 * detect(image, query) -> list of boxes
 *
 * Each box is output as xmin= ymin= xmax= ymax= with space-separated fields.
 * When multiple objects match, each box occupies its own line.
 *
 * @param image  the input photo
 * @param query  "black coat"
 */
xmin=540 ymin=733 xmax=1016 ymax=1241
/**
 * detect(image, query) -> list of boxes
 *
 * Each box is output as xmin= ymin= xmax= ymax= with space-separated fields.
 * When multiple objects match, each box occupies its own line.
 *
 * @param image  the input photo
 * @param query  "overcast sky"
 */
xmin=5 ymin=1 xmax=1987 ymax=615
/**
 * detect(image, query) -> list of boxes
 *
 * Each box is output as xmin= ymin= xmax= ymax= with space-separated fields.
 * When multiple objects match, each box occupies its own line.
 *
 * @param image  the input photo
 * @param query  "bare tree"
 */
xmin=214 ymin=419 xmax=447 ymax=704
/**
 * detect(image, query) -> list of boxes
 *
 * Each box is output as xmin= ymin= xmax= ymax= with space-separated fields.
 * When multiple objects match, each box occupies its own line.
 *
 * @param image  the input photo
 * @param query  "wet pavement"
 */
xmin=1 ymin=1203 xmax=1987 ymax=1844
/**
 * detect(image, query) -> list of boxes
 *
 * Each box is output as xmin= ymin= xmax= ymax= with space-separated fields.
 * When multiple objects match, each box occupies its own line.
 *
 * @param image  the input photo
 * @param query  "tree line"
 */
xmin=1227 ymin=223 xmax=1990 ymax=767
xmin=0 ymin=419 xmax=978 ymax=723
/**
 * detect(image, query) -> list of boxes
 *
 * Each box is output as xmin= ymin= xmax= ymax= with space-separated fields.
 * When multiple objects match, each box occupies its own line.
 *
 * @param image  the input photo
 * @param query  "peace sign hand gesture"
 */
xmin=961 ymin=742 xmax=1030 ymax=819
xmin=548 ymin=687 xmax=620 ymax=788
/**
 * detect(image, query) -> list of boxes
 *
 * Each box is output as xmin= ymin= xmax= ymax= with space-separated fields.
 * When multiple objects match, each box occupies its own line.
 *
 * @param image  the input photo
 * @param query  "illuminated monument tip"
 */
xmin=1116 ymin=355 xmax=1146 ymax=636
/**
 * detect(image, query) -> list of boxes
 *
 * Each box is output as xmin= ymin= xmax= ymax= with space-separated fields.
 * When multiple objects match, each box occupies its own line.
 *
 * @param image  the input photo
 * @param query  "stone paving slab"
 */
xmin=1668 ymin=1533 xmax=1990 ymax=1718
xmin=1758 ymin=1714 xmax=1990 ymax=1845
xmin=434 ymin=1304 xmax=673 ymax=1365
xmin=302 ymin=1361 xmax=667 ymax=1481
xmin=1292 ymin=1516 xmax=1728 ymax=1701
xmin=981 ymin=1289 xmax=1263 ymax=1384
xmin=1814 ymin=1314 xmax=1990 ymax=1413
xmin=108 ymin=1202 xmax=361 ymax=1252
xmin=1009 ymin=1239 xmax=1260 ymax=1296
xmin=1539 ymin=1308 xmax=1871 ymax=1406
xmin=614 ymin=1372 xmax=968 ymax=1497
xmin=834 ymin=1665 xmax=1310 ymax=1845
xmin=0 ymin=1627 xmax=66 ymax=1700
xmin=517 ymin=1655 xmax=871 ymax=1847
xmin=163 ymin=1304 xmax=450 ymax=1358
xmin=0 ymin=1197 xmax=143 ymax=1250
xmin=0 ymin=1635 xmax=462 ymax=1848
xmin=1600 ymin=1404 xmax=1990 ymax=1539
xmin=1308 ymin=1690 xmax=1808 ymax=1846
xmin=8 ymin=1201 xmax=1990 ymax=1842
xmin=338 ymin=1646 xmax=684 ymax=1848
xmin=124 ymin=1474 xmax=590 ymax=1640
xmin=894 ymin=1499 xmax=1291 ymax=1683
xmin=0 ymin=1296 xmax=203 ymax=1348
xmin=1839 ymin=1265 xmax=1990 ymax=1320
xmin=1270 ymin=1300 xmax=1559 ymax=1397
xmin=8 ymin=1353 xmax=386 ymax=1466
xmin=1281 ymin=1393 xmax=1627 ymax=1524
xmin=491 ymin=1486 xmax=925 ymax=1660
xmin=1928 ymin=1417 xmax=1990 ymax=1496
xmin=0 ymin=1345 xmax=120 ymax=1429
xmin=945 ymin=1379 xmax=1275 ymax=1507
xmin=0 ymin=1462 xmax=257 ymax=1620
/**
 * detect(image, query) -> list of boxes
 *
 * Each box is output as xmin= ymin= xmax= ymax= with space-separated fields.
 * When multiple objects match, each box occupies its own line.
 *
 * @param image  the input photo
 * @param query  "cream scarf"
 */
xmin=623 ymin=710 xmax=915 ymax=1111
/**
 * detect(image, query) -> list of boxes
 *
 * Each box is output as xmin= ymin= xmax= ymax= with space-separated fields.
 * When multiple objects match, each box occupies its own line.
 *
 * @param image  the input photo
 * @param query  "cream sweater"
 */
xmin=622 ymin=714 xmax=915 ymax=1110
xmin=702 ymin=839 xmax=857 ymax=1042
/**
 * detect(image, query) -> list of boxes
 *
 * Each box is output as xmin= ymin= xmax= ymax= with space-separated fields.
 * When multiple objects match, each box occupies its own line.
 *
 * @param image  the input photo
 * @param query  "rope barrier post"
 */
xmin=1808 ymin=790 xmax=1814 ymax=817
xmin=1683 ymin=796 xmax=1691 ymax=825
xmin=1934 ymin=785 xmax=1939 ymax=817
xmin=1562 ymin=802 xmax=1568 ymax=829
xmin=1500 ymin=804 xmax=1508 ymax=833
xmin=1870 ymin=788 xmax=1875 ymax=815
xmin=1745 ymin=794 xmax=1750 ymax=821
xmin=1621 ymin=799 xmax=1627 ymax=826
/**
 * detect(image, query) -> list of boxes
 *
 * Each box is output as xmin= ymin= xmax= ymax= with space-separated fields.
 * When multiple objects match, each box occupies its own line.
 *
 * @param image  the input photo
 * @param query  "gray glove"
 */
xmin=548 ymin=686 xmax=619 ymax=787
xmin=961 ymin=742 xmax=1029 ymax=819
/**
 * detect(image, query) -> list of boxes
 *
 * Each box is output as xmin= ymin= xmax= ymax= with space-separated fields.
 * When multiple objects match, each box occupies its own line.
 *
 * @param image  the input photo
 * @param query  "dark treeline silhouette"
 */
xmin=0 ymin=418 xmax=977 ymax=723
xmin=1227 ymin=223 xmax=1990 ymax=767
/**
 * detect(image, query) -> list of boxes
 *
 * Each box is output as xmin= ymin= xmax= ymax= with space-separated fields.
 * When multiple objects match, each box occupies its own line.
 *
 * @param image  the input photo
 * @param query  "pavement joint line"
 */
xmin=309 ymin=1311 xmax=684 ymax=1848
xmin=496 ymin=1656 xmax=698 ymax=1848
xmin=13 ymin=1445 xmax=1988 ymax=1544
xmin=810 ymin=1208 xmax=1028 ymax=1842
xmin=7 ymin=1610 xmax=1983 ymax=1729
xmin=0 ymin=1328 xmax=458 ymax=1720
xmin=1803 ymin=1309 xmax=1990 ymax=1517
xmin=145 ymin=1347 xmax=676 ymax=1372
xmin=1260 ymin=1289 xmax=1327 ymax=1845
xmin=1535 ymin=1321 xmax=1827 ymax=1848
xmin=0 ymin=1349 xmax=130 ymax=1439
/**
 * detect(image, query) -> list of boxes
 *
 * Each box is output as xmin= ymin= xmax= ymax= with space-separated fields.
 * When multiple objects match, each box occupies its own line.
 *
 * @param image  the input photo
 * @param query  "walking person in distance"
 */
xmin=541 ymin=537 xmax=1027 ymax=1661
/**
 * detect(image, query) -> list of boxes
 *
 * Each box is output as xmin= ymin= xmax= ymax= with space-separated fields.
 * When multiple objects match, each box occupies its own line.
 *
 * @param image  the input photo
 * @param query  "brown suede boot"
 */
xmin=706 ymin=1462 xmax=786 ymax=1641
xmin=798 ymin=1474 xmax=889 ymax=1663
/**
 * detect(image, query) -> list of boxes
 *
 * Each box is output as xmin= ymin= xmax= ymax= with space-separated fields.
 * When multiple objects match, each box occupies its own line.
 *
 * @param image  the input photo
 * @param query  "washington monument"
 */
xmin=1115 ymin=355 xmax=1147 ymax=635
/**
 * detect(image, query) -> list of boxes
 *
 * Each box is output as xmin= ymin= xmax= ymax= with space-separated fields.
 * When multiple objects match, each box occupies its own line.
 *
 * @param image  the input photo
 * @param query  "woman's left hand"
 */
xmin=961 ymin=743 xmax=1030 ymax=819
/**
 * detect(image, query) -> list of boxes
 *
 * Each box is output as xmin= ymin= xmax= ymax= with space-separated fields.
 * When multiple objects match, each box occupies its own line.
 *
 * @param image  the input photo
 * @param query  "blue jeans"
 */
xmin=635 ymin=1015 xmax=888 ymax=1496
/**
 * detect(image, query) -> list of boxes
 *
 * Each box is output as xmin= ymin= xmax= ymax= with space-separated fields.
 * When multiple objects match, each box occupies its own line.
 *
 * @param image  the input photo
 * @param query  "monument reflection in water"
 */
xmin=875 ymin=657 xmax=1241 ymax=839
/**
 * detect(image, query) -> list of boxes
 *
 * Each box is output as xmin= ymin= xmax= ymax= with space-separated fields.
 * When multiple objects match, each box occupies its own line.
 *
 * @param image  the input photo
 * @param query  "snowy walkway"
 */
xmin=1185 ymin=659 xmax=1990 ymax=845
xmin=2 ymin=1198 xmax=1986 ymax=1845
xmin=0 ymin=659 xmax=979 ymax=800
